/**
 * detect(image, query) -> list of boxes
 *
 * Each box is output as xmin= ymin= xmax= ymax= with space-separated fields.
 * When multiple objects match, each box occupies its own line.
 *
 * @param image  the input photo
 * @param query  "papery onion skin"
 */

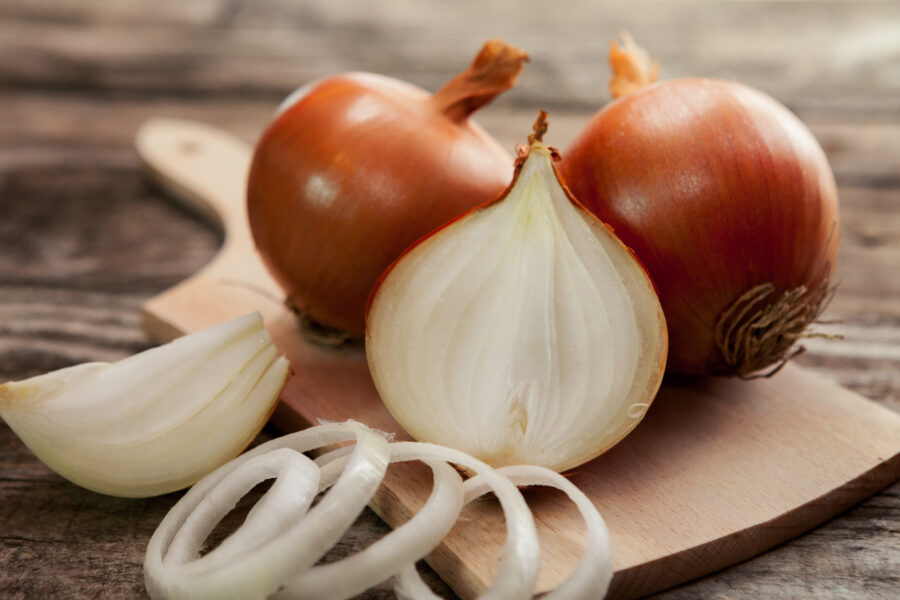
xmin=560 ymin=77 xmax=839 ymax=376
xmin=248 ymin=40 xmax=528 ymax=338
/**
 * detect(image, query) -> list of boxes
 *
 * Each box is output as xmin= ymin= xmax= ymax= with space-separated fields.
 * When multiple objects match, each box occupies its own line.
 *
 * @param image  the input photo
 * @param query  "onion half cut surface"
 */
xmin=367 ymin=112 xmax=668 ymax=472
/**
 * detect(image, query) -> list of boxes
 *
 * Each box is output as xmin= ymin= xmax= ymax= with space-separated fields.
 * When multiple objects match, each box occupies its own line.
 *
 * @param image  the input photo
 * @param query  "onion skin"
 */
xmin=559 ymin=78 xmax=839 ymax=376
xmin=247 ymin=41 xmax=528 ymax=337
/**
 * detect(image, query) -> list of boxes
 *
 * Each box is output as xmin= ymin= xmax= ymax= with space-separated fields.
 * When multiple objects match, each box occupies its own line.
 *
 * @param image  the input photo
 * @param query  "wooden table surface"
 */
xmin=1 ymin=1 xmax=898 ymax=598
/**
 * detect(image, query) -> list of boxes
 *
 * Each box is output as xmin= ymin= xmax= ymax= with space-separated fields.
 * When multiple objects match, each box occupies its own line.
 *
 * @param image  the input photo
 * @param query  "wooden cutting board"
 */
xmin=136 ymin=118 xmax=900 ymax=599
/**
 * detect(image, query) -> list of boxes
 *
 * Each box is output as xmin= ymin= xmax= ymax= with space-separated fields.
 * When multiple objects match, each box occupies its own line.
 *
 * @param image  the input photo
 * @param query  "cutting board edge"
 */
xmin=143 ymin=301 xmax=183 ymax=345
xmin=609 ymin=450 xmax=900 ymax=599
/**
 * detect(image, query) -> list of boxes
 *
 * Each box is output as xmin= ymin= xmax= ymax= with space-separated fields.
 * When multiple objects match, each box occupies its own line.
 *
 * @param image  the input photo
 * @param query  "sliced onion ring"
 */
xmin=388 ymin=442 xmax=541 ymax=600
xmin=145 ymin=422 xmax=390 ymax=599
xmin=396 ymin=464 xmax=614 ymax=599
xmin=274 ymin=458 xmax=463 ymax=600
xmin=144 ymin=421 xmax=613 ymax=600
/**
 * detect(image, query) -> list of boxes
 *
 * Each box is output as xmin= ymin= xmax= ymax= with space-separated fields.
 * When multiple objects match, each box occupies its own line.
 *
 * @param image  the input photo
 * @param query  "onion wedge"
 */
xmin=0 ymin=312 xmax=289 ymax=497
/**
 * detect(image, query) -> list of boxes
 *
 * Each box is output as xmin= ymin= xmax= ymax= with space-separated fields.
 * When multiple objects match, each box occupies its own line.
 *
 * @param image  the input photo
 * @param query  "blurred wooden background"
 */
xmin=1 ymin=1 xmax=898 ymax=598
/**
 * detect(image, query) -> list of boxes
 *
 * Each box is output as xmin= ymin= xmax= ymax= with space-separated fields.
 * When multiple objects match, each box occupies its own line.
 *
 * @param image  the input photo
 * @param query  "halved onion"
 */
xmin=366 ymin=112 xmax=668 ymax=472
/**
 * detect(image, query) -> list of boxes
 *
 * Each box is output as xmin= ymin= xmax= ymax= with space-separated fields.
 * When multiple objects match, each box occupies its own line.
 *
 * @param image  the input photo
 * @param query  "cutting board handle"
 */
xmin=136 ymin=118 xmax=252 ymax=240
xmin=135 ymin=118 xmax=286 ymax=342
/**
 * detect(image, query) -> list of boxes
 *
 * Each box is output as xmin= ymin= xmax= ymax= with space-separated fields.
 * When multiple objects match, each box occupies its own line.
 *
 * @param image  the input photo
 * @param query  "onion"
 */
xmin=247 ymin=40 xmax=529 ymax=340
xmin=558 ymin=34 xmax=840 ymax=376
xmin=145 ymin=421 xmax=393 ymax=599
xmin=276 ymin=458 xmax=463 ymax=600
xmin=144 ymin=420 xmax=614 ymax=600
xmin=395 ymin=464 xmax=614 ymax=600
xmin=366 ymin=112 xmax=667 ymax=472
xmin=0 ymin=312 xmax=289 ymax=498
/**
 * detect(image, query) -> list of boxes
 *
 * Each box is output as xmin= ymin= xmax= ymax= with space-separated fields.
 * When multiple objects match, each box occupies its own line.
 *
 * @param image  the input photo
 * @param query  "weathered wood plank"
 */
xmin=0 ymin=1 xmax=898 ymax=118
xmin=2 ymin=93 xmax=899 ymax=182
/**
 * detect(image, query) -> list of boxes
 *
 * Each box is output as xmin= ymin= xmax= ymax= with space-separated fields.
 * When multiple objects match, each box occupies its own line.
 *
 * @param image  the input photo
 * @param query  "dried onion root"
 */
xmin=144 ymin=421 xmax=614 ymax=600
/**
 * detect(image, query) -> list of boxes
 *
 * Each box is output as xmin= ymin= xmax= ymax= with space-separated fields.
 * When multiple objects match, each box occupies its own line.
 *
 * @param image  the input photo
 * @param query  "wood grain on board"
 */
xmin=2 ymin=1 xmax=900 ymax=598
xmin=137 ymin=118 xmax=900 ymax=599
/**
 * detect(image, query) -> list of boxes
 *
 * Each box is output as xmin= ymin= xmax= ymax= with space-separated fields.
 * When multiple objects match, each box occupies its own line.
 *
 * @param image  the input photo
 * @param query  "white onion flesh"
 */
xmin=274 ymin=458 xmax=462 ymax=600
xmin=366 ymin=140 xmax=667 ymax=472
xmin=144 ymin=421 xmax=614 ymax=600
xmin=396 ymin=464 xmax=614 ymax=600
xmin=146 ymin=422 xmax=391 ymax=599
xmin=0 ymin=312 xmax=289 ymax=497
xmin=387 ymin=441 xmax=541 ymax=600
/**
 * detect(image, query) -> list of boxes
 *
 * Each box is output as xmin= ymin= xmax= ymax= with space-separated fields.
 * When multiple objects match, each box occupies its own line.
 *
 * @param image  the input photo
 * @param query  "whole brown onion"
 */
xmin=248 ymin=40 xmax=528 ymax=339
xmin=559 ymin=36 xmax=839 ymax=376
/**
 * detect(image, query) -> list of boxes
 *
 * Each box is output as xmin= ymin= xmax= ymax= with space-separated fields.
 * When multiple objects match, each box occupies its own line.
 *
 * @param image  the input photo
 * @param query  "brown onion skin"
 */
xmin=248 ymin=72 xmax=515 ymax=336
xmin=559 ymin=79 xmax=839 ymax=375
